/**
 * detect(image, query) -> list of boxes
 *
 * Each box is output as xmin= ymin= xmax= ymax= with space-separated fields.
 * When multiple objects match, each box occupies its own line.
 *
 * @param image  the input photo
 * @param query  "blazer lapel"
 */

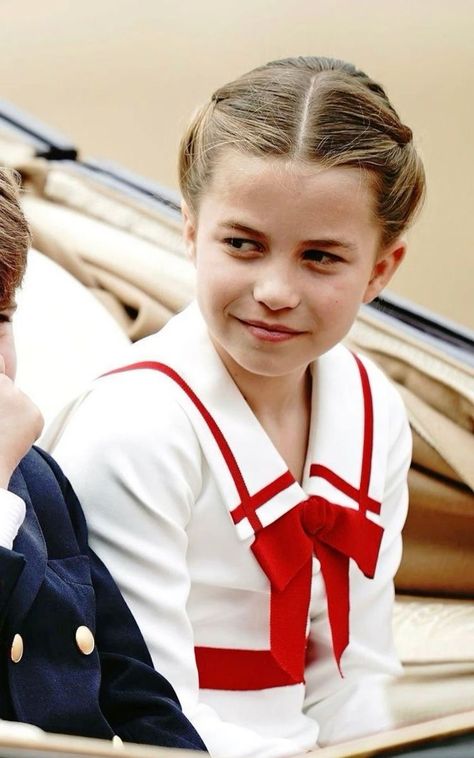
xmin=8 ymin=466 xmax=47 ymax=628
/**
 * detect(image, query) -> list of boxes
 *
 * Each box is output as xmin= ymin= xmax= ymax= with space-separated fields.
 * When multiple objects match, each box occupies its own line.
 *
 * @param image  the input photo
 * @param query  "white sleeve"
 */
xmin=303 ymin=385 xmax=411 ymax=745
xmin=52 ymin=373 xmax=309 ymax=758
xmin=0 ymin=490 xmax=26 ymax=549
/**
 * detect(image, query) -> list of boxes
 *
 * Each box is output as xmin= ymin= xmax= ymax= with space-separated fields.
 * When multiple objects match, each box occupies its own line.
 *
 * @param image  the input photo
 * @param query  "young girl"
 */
xmin=53 ymin=57 xmax=425 ymax=757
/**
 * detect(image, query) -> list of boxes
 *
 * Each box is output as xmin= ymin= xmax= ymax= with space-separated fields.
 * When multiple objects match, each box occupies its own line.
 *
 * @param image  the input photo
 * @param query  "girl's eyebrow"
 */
xmin=304 ymin=238 xmax=357 ymax=252
xmin=218 ymin=220 xmax=356 ymax=251
xmin=218 ymin=220 xmax=265 ymax=237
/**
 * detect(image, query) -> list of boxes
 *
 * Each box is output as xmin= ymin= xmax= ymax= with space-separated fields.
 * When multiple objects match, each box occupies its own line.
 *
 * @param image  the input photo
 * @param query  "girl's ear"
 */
xmin=182 ymin=201 xmax=197 ymax=262
xmin=362 ymin=239 xmax=406 ymax=304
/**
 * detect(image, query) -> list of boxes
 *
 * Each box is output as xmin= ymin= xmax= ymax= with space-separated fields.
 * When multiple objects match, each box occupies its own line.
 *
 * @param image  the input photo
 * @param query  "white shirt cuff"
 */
xmin=0 ymin=490 xmax=26 ymax=550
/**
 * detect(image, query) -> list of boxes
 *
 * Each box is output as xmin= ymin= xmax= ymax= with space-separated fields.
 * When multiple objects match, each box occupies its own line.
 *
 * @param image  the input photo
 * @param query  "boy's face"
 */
xmin=183 ymin=151 xmax=405 ymax=383
xmin=0 ymin=301 xmax=17 ymax=380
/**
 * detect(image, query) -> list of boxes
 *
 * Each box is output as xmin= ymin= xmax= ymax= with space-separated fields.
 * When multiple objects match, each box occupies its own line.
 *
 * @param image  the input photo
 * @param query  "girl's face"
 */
xmin=183 ymin=151 xmax=404 ymax=383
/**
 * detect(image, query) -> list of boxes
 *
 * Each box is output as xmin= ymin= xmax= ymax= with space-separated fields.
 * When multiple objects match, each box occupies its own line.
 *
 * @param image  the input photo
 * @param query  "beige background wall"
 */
xmin=2 ymin=0 xmax=473 ymax=329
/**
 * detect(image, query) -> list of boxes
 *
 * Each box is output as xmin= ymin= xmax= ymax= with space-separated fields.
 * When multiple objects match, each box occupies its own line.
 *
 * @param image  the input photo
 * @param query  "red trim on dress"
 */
xmin=195 ymin=647 xmax=304 ymax=691
xmin=309 ymin=464 xmax=381 ymax=515
xmin=230 ymin=470 xmax=295 ymax=528
xmin=352 ymin=353 xmax=375 ymax=516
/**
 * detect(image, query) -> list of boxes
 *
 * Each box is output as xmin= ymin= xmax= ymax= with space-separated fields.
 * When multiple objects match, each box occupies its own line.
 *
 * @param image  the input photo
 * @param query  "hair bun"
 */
xmin=397 ymin=124 xmax=413 ymax=146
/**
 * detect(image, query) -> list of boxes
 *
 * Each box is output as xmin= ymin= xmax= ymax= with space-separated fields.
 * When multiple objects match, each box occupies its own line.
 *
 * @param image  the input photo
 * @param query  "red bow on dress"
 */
xmin=252 ymin=495 xmax=384 ymax=679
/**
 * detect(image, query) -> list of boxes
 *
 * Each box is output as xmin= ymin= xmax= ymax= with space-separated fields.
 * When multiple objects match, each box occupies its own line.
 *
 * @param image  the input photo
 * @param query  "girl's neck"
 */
xmin=242 ymin=369 xmax=311 ymax=423
xmin=231 ymin=362 xmax=313 ymax=484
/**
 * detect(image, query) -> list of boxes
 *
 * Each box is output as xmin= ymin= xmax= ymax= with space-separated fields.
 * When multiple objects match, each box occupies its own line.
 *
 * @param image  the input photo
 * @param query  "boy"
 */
xmin=0 ymin=168 xmax=205 ymax=751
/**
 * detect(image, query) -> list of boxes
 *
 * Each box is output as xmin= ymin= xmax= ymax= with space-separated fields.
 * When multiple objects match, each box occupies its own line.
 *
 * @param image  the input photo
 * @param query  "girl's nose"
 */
xmin=252 ymin=267 xmax=301 ymax=310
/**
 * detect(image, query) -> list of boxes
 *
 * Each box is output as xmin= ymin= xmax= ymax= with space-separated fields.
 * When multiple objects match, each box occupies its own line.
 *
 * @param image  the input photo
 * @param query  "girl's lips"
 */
xmin=238 ymin=318 xmax=303 ymax=342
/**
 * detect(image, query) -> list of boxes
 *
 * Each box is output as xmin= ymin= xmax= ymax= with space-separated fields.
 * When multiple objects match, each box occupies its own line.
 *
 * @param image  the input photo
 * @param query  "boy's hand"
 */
xmin=0 ymin=357 xmax=44 ymax=488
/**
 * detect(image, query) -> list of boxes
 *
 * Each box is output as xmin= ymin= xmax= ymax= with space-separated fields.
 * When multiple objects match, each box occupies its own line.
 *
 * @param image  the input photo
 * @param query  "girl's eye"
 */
xmin=303 ymin=249 xmax=341 ymax=266
xmin=0 ymin=312 xmax=12 ymax=323
xmin=224 ymin=238 xmax=262 ymax=254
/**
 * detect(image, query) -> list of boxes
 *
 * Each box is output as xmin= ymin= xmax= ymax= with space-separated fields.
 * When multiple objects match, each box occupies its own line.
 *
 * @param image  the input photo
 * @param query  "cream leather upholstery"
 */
xmin=15 ymin=249 xmax=129 ymax=427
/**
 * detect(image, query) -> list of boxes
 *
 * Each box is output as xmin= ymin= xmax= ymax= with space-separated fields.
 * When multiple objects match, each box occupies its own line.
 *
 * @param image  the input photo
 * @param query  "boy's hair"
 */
xmin=179 ymin=56 xmax=426 ymax=246
xmin=0 ymin=167 xmax=30 ymax=305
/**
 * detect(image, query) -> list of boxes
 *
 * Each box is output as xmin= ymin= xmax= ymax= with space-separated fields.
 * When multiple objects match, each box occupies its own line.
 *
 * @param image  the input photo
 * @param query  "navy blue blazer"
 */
xmin=0 ymin=446 xmax=206 ymax=751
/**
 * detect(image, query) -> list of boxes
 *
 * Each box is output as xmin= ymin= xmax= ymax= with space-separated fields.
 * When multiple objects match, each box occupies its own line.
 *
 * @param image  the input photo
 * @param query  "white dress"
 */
xmin=52 ymin=301 xmax=411 ymax=758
